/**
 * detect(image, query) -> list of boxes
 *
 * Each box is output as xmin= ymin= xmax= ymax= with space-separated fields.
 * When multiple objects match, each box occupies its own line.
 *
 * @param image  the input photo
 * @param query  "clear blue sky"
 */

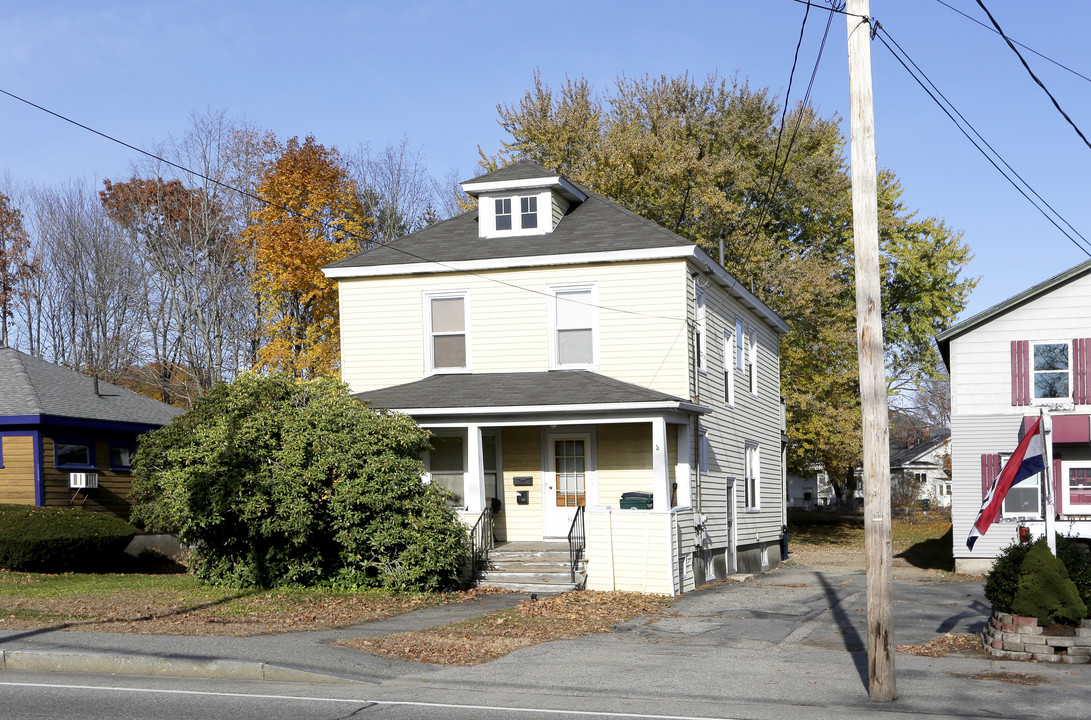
xmin=4 ymin=1 xmax=1090 ymax=321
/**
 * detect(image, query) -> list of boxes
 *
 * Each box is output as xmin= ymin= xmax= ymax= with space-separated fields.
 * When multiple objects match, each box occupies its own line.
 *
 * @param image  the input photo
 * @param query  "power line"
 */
xmin=934 ymin=0 xmax=1091 ymax=85
xmin=872 ymin=25 xmax=1091 ymax=257
xmin=0 ymin=86 xmax=689 ymax=326
xmin=973 ymin=0 xmax=1091 ymax=153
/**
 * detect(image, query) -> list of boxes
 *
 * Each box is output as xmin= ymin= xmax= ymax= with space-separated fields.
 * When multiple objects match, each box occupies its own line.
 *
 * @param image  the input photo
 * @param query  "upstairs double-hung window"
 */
xmin=426 ymin=292 xmax=470 ymax=372
xmin=494 ymin=195 xmax=539 ymax=233
xmin=1033 ymin=341 xmax=1071 ymax=401
xmin=550 ymin=285 xmax=597 ymax=368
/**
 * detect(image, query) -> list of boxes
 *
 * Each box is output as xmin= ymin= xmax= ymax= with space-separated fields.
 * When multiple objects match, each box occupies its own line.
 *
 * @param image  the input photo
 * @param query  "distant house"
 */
xmin=889 ymin=433 xmax=951 ymax=508
xmin=0 ymin=347 xmax=181 ymax=518
xmin=937 ymin=258 xmax=1091 ymax=573
xmin=323 ymin=160 xmax=790 ymax=595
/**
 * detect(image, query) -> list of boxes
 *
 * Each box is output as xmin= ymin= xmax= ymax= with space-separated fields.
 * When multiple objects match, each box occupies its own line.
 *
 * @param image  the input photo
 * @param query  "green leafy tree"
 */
xmin=482 ymin=71 xmax=976 ymax=491
xmin=131 ymin=374 xmax=468 ymax=590
xmin=0 ymin=192 xmax=39 ymax=347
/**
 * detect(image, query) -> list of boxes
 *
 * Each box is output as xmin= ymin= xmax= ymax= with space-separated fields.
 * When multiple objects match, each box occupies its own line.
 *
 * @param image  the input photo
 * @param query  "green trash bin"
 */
xmin=620 ymin=491 xmax=653 ymax=509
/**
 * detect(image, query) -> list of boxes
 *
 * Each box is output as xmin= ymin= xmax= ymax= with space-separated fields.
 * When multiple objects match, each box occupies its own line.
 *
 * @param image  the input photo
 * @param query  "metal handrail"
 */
xmin=567 ymin=505 xmax=586 ymax=584
xmin=468 ymin=506 xmax=494 ymax=580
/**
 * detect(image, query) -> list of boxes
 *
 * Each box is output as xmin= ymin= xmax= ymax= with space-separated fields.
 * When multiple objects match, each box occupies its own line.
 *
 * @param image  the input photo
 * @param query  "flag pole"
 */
xmin=1041 ymin=408 xmax=1056 ymax=554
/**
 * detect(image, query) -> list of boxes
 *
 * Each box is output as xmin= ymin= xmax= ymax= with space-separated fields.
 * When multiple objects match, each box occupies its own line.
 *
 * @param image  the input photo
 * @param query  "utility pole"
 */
xmin=845 ymin=0 xmax=896 ymax=701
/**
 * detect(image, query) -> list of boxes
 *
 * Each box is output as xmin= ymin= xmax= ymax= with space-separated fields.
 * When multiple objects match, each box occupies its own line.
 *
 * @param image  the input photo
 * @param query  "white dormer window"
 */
xmin=521 ymin=196 xmax=538 ymax=228
xmin=495 ymin=198 xmax=512 ymax=231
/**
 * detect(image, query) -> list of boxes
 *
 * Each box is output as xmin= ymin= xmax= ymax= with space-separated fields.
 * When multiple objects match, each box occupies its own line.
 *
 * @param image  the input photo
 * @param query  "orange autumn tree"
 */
xmin=246 ymin=136 xmax=369 ymax=377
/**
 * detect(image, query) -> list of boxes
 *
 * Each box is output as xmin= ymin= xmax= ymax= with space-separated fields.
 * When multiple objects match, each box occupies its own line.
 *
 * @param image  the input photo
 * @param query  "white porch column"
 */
xmin=675 ymin=422 xmax=693 ymax=507
xmin=652 ymin=417 xmax=671 ymax=510
xmin=465 ymin=424 xmax=485 ymax=513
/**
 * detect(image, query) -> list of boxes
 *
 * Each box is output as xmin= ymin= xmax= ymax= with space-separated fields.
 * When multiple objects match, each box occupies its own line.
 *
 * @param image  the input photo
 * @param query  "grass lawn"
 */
xmin=788 ymin=510 xmax=956 ymax=571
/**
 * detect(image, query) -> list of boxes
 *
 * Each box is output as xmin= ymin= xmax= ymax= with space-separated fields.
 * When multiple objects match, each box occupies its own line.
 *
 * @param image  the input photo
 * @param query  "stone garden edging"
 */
xmin=982 ymin=611 xmax=1091 ymax=664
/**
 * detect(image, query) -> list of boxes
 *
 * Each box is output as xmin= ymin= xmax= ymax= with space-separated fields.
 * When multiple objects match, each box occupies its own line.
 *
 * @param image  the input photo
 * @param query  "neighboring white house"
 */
xmin=323 ymin=160 xmax=789 ymax=595
xmin=937 ymin=258 xmax=1091 ymax=574
xmin=889 ymin=434 xmax=951 ymax=509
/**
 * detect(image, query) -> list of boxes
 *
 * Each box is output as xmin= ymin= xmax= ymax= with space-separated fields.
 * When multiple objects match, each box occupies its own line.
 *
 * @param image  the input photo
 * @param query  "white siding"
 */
xmin=338 ymin=260 xmax=690 ymax=397
xmin=949 ymin=277 xmax=1091 ymax=417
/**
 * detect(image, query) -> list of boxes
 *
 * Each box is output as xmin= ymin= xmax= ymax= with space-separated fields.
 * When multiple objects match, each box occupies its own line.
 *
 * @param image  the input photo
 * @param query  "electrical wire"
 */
xmin=872 ymin=25 xmax=1091 ymax=257
xmin=934 ymin=0 xmax=1091 ymax=85
xmin=0 ymin=86 xmax=689 ymax=326
xmin=973 ymin=0 xmax=1091 ymax=153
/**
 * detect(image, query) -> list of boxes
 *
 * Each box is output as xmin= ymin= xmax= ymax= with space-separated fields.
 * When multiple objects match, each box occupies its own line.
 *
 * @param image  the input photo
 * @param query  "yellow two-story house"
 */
xmin=323 ymin=161 xmax=789 ymax=595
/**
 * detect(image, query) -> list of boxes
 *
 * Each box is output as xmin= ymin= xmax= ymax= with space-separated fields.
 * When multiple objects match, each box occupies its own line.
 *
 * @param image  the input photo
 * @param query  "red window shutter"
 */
xmin=1011 ymin=340 xmax=1030 ymax=406
xmin=981 ymin=453 xmax=1000 ymax=499
xmin=1074 ymin=338 xmax=1091 ymax=405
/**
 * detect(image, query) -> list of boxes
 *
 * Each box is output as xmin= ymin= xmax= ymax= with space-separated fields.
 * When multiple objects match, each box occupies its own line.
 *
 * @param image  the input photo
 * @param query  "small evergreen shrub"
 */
xmin=0 ymin=504 xmax=137 ymax=572
xmin=985 ymin=535 xmax=1091 ymax=618
xmin=1010 ymin=539 xmax=1088 ymax=626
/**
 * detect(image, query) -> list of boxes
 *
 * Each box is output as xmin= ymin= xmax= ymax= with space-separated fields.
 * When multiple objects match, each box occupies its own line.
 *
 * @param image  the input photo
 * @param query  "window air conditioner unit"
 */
xmin=69 ymin=472 xmax=99 ymax=489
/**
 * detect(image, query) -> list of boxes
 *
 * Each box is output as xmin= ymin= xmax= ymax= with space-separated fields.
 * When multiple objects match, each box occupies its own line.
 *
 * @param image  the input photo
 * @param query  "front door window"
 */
xmin=554 ymin=439 xmax=586 ymax=508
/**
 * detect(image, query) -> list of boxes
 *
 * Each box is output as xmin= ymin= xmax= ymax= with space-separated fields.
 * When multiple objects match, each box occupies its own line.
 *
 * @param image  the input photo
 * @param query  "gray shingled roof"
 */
xmin=0 ymin=347 xmax=182 ymax=427
xmin=358 ymin=371 xmax=694 ymax=411
xmin=462 ymin=160 xmax=558 ymax=185
xmin=889 ymin=435 xmax=948 ymax=468
xmin=325 ymin=175 xmax=691 ymax=271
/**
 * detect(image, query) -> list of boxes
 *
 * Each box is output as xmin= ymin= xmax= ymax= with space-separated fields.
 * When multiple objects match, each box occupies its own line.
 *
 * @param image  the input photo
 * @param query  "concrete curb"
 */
xmin=0 ymin=649 xmax=368 ymax=685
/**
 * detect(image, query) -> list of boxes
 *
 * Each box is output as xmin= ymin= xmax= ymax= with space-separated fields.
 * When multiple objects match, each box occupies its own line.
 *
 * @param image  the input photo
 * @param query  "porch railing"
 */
xmin=468 ymin=506 xmax=494 ymax=579
xmin=567 ymin=504 xmax=586 ymax=584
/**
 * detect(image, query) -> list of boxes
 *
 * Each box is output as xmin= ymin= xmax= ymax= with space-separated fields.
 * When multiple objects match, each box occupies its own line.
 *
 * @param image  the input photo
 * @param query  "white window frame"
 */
xmin=425 ymin=429 xmax=467 ymax=509
xmin=723 ymin=328 xmax=735 ymax=406
xmin=695 ymin=288 xmax=707 ymax=373
xmin=698 ymin=428 xmax=709 ymax=477
xmin=482 ymin=191 xmax=547 ymax=238
xmin=1031 ymin=340 xmax=1073 ymax=404
xmin=744 ymin=441 xmax=760 ymax=511
xmin=1060 ymin=460 xmax=1091 ymax=514
xmin=423 ymin=290 xmax=471 ymax=374
xmin=747 ymin=325 xmax=758 ymax=395
xmin=735 ymin=318 xmax=745 ymax=373
xmin=548 ymin=283 xmax=598 ymax=370
xmin=998 ymin=451 xmax=1042 ymax=520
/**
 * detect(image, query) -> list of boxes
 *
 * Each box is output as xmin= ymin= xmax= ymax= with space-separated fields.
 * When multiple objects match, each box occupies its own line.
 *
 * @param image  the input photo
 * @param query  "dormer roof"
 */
xmin=460 ymin=160 xmax=587 ymax=203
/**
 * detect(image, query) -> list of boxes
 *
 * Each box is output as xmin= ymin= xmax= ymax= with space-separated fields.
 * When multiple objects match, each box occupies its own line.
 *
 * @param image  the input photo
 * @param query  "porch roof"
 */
xmin=355 ymin=371 xmax=711 ymax=417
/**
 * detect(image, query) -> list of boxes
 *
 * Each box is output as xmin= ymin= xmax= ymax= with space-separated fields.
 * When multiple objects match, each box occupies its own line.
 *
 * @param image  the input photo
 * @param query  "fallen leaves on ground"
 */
xmin=896 ymin=633 xmax=987 ymax=658
xmin=335 ymin=590 xmax=671 ymax=666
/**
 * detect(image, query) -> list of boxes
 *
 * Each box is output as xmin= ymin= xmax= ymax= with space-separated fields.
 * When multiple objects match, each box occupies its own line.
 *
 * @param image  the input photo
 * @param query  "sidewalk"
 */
xmin=0 ymin=564 xmax=991 ymax=685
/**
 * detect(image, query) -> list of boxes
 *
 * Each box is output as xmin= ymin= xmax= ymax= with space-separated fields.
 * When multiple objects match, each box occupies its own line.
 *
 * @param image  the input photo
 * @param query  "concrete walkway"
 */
xmin=0 ymin=564 xmax=990 ymax=686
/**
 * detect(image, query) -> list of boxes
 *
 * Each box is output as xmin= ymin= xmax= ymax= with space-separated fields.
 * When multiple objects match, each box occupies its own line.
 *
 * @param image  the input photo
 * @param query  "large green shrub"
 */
xmin=130 ymin=374 xmax=469 ymax=591
xmin=1010 ymin=540 xmax=1088 ymax=626
xmin=985 ymin=535 xmax=1091 ymax=616
xmin=0 ymin=504 xmax=137 ymax=571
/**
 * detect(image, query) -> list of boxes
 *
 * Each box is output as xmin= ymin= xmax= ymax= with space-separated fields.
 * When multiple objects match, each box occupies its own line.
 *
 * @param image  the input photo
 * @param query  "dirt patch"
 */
xmin=334 ymin=590 xmax=672 ymax=665
xmin=947 ymin=670 xmax=1048 ymax=686
xmin=896 ymin=633 xmax=990 ymax=658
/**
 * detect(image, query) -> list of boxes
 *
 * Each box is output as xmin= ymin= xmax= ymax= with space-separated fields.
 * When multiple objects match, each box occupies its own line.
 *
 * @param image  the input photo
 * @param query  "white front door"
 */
xmin=543 ymin=432 xmax=593 ymax=538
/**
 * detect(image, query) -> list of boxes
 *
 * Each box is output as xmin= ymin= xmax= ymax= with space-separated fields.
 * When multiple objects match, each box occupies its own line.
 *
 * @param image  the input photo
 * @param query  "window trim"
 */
xmin=998 ymin=451 xmax=1042 ymax=520
xmin=110 ymin=444 xmax=136 ymax=471
xmin=735 ymin=318 xmax=745 ymax=372
xmin=547 ymin=282 xmax=599 ymax=370
xmin=747 ymin=325 xmax=758 ymax=395
xmin=54 ymin=440 xmax=95 ymax=470
xmin=483 ymin=192 xmax=546 ymax=237
xmin=694 ymin=287 xmax=707 ymax=373
xmin=744 ymin=441 xmax=760 ymax=511
xmin=425 ymin=429 xmax=467 ymax=509
xmin=1060 ymin=460 xmax=1091 ymax=514
xmin=423 ymin=290 xmax=471 ymax=374
xmin=723 ymin=328 xmax=735 ymax=406
xmin=698 ymin=428 xmax=709 ymax=477
xmin=1031 ymin=340 xmax=1073 ymax=404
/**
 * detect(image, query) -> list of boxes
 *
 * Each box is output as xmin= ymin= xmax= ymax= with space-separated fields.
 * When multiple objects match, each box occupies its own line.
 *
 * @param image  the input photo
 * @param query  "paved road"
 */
xmin=1 ymin=564 xmax=1086 ymax=719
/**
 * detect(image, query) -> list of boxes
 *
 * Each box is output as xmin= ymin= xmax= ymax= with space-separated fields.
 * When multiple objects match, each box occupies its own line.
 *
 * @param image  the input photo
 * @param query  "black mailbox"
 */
xmin=516 ymin=490 xmax=529 ymax=505
xmin=513 ymin=476 xmax=533 ymax=486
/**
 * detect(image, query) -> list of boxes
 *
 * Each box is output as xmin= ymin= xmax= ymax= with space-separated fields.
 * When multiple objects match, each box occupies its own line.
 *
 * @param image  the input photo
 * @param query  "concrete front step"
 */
xmin=479 ymin=580 xmax=582 ymax=594
xmin=478 ymin=570 xmax=578 ymax=585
